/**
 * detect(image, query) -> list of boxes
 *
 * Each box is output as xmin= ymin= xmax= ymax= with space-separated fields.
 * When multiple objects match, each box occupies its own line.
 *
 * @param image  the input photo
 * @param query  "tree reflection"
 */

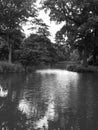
xmin=0 ymin=74 xmax=32 ymax=130
xmin=47 ymin=108 xmax=75 ymax=130
xmin=0 ymin=103 xmax=76 ymax=130
xmin=0 ymin=98 xmax=28 ymax=130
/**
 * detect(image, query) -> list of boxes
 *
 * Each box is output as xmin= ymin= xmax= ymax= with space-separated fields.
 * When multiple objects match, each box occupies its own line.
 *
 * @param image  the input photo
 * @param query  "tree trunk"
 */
xmin=8 ymin=44 xmax=12 ymax=63
xmin=83 ymin=46 xmax=88 ymax=67
xmin=7 ymin=35 xmax=12 ymax=63
xmin=93 ymin=48 xmax=96 ymax=65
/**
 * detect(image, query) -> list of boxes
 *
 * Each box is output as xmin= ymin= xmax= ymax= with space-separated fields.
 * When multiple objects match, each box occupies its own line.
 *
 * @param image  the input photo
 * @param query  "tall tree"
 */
xmin=42 ymin=0 xmax=98 ymax=66
xmin=0 ymin=0 xmax=37 ymax=63
xmin=18 ymin=33 xmax=58 ymax=69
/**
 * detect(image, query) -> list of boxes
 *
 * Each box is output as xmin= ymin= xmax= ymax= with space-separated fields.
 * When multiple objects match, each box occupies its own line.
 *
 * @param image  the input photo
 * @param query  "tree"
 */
xmin=0 ymin=0 xmax=37 ymax=63
xmin=17 ymin=33 xmax=58 ymax=69
xmin=30 ymin=18 xmax=51 ymax=37
xmin=11 ymin=29 xmax=25 ymax=62
xmin=42 ymin=0 xmax=98 ymax=66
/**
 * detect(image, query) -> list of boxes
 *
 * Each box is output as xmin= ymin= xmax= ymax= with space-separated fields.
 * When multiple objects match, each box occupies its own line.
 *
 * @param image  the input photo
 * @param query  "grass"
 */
xmin=0 ymin=61 xmax=51 ymax=73
xmin=0 ymin=61 xmax=98 ymax=73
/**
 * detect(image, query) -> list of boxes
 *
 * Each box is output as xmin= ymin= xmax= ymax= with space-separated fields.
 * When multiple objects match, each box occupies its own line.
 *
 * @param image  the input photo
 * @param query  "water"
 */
xmin=0 ymin=69 xmax=98 ymax=130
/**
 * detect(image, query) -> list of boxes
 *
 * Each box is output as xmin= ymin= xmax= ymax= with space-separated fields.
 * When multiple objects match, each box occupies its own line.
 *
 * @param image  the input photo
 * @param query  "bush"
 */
xmin=0 ymin=61 xmax=25 ymax=73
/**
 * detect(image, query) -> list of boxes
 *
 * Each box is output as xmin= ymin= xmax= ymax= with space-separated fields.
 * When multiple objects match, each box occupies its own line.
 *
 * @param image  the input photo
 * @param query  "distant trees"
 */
xmin=42 ymin=0 xmax=98 ymax=66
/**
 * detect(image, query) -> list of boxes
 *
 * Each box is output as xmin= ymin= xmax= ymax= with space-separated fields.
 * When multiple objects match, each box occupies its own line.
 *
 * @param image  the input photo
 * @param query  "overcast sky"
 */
xmin=23 ymin=0 xmax=63 ymax=42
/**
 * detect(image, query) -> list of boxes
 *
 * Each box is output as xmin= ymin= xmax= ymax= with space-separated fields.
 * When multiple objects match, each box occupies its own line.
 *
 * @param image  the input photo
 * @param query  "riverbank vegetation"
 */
xmin=0 ymin=0 xmax=98 ymax=73
xmin=0 ymin=62 xmax=24 ymax=73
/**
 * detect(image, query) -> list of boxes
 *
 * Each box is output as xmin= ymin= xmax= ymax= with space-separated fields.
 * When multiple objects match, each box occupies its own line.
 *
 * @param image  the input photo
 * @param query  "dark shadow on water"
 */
xmin=0 ymin=74 xmax=30 ymax=130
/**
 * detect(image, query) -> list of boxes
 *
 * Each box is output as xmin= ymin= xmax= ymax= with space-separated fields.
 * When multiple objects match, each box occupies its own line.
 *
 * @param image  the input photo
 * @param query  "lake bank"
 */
xmin=0 ymin=61 xmax=98 ymax=73
xmin=54 ymin=61 xmax=98 ymax=73
xmin=0 ymin=61 xmax=52 ymax=73
xmin=0 ymin=62 xmax=25 ymax=73
xmin=66 ymin=64 xmax=98 ymax=73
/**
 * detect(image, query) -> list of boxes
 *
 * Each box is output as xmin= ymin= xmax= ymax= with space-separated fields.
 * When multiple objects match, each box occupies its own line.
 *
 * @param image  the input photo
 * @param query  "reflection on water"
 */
xmin=0 ymin=70 xmax=98 ymax=130
xmin=0 ymin=85 xmax=8 ymax=97
xmin=35 ymin=69 xmax=79 ymax=130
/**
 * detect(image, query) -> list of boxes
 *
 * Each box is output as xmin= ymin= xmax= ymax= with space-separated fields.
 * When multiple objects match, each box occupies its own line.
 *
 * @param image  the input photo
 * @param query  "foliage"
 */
xmin=0 ymin=37 xmax=8 ymax=60
xmin=11 ymin=29 xmax=25 ymax=61
xmin=0 ymin=0 xmax=36 ymax=29
xmin=69 ymin=49 xmax=80 ymax=61
xmin=0 ymin=29 xmax=25 ymax=62
xmin=42 ymin=0 xmax=98 ymax=66
xmin=55 ymin=43 xmax=70 ymax=61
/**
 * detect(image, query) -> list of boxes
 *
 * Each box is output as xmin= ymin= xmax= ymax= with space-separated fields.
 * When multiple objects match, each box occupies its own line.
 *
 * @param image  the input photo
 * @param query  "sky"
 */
xmin=23 ymin=0 xmax=63 ymax=42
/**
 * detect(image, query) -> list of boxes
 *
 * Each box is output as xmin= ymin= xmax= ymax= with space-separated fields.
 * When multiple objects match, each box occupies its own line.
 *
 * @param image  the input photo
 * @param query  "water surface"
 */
xmin=0 ymin=69 xmax=98 ymax=130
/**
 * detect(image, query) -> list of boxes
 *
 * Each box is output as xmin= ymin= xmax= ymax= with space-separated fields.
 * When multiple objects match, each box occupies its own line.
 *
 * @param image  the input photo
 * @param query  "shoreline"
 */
xmin=53 ymin=61 xmax=98 ymax=73
xmin=0 ymin=61 xmax=98 ymax=73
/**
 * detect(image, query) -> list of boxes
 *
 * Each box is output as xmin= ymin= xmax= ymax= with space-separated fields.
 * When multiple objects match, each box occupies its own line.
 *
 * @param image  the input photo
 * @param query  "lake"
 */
xmin=0 ymin=69 xmax=98 ymax=130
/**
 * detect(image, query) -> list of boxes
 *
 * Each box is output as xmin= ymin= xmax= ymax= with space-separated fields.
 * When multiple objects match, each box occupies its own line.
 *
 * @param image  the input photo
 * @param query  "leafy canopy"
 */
xmin=42 ymin=0 xmax=98 ymax=52
xmin=0 ymin=0 xmax=37 ymax=31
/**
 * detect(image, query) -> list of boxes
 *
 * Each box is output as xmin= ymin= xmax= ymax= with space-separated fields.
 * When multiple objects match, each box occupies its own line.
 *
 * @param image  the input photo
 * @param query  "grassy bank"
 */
xmin=0 ymin=62 xmax=25 ymax=73
xmin=0 ymin=61 xmax=52 ymax=73
xmin=66 ymin=64 xmax=98 ymax=73
xmin=0 ymin=61 xmax=98 ymax=73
